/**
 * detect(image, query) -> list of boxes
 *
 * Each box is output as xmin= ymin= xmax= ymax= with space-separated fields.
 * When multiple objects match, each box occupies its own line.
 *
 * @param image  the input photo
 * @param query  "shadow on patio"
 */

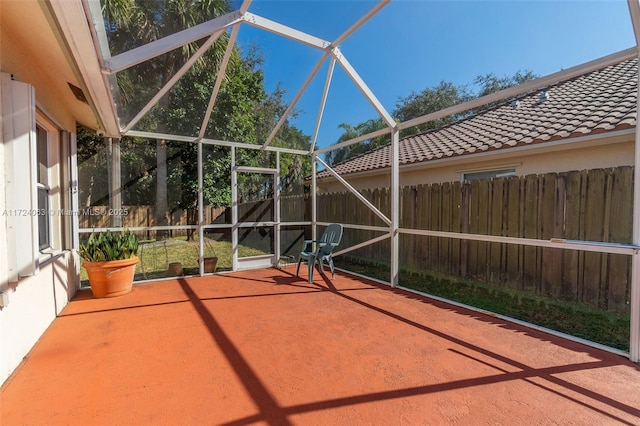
xmin=2 ymin=266 xmax=639 ymax=425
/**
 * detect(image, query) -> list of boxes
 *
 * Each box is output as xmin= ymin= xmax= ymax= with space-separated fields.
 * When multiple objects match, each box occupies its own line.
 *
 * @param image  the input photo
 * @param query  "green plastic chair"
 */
xmin=297 ymin=224 xmax=343 ymax=283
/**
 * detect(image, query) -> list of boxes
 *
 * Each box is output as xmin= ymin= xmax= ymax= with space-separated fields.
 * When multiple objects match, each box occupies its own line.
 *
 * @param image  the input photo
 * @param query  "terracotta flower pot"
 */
xmin=203 ymin=257 xmax=218 ymax=273
xmin=83 ymin=256 xmax=139 ymax=298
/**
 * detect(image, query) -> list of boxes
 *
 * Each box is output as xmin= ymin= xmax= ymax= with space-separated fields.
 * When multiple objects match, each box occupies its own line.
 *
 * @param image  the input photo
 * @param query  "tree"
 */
xmin=326 ymin=70 xmax=538 ymax=166
xmin=102 ymin=0 xmax=233 ymax=239
xmin=394 ymin=80 xmax=472 ymax=138
xmin=325 ymin=119 xmax=386 ymax=166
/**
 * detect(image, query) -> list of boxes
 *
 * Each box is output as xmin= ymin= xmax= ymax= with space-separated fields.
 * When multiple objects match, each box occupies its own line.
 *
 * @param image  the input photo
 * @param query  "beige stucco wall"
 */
xmin=317 ymin=132 xmax=635 ymax=193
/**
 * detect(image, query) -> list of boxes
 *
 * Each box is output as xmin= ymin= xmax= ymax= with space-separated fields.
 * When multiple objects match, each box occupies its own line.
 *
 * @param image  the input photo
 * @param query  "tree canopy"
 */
xmin=325 ymin=71 xmax=538 ymax=166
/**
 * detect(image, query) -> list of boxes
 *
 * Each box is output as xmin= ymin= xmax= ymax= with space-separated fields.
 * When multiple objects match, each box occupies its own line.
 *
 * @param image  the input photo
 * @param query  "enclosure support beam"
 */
xmin=309 ymin=59 xmax=336 ymax=153
xmin=103 ymin=10 xmax=242 ymax=74
xmin=275 ymin=152 xmax=281 ymax=265
xmin=108 ymin=138 xmax=122 ymax=228
xmin=333 ymin=233 xmax=390 ymax=258
xmin=197 ymin=138 xmax=204 ymax=276
xmin=263 ymin=52 xmax=331 ymax=149
xmin=390 ymin=128 xmax=400 ymax=287
xmin=316 ymin=156 xmax=391 ymax=226
xmin=231 ymin=147 xmax=238 ymax=271
xmin=627 ymin=0 xmax=640 ymax=363
xmin=199 ymin=23 xmax=241 ymax=139
xmin=123 ymin=32 xmax=223 ymax=133
xmin=312 ymin=154 xmax=317 ymax=243
xmin=332 ymin=47 xmax=395 ymax=127
xmin=315 ymin=127 xmax=391 ymax=156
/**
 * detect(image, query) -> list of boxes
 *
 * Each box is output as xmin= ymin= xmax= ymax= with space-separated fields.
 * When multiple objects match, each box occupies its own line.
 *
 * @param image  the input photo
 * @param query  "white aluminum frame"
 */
xmin=232 ymin=163 xmax=280 ymax=271
xmin=103 ymin=11 xmax=243 ymax=74
xmin=626 ymin=0 xmax=640 ymax=363
xmin=76 ymin=0 xmax=640 ymax=362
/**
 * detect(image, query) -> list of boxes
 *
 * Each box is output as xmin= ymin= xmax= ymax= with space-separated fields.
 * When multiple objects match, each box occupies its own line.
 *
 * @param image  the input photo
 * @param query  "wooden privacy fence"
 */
xmin=317 ymin=167 xmax=633 ymax=314
xmin=79 ymin=205 xmax=228 ymax=239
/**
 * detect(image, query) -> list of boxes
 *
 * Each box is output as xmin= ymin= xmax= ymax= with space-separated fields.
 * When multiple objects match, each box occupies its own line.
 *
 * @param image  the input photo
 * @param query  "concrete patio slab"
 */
xmin=2 ymin=266 xmax=639 ymax=425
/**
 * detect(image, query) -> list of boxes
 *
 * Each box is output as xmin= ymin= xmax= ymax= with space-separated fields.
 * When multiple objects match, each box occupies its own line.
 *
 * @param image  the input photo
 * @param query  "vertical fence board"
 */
xmin=430 ymin=184 xmax=442 ymax=272
xmin=476 ymin=179 xmax=490 ymax=281
xmin=523 ymin=175 xmax=539 ymax=292
xmin=450 ymin=181 xmax=462 ymax=276
xmin=489 ymin=179 xmax=504 ymax=284
xmin=583 ymin=169 xmax=605 ymax=306
xmin=541 ymin=174 xmax=562 ymax=297
xmin=460 ymin=182 xmax=471 ymax=277
xmin=421 ymin=185 xmax=432 ymax=269
xmin=562 ymin=171 xmax=581 ymax=300
xmin=504 ymin=178 xmax=522 ymax=289
xmin=441 ymin=182 xmax=452 ymax=275
xmin=468 ymin=180 xmax=480 ymax=279
xmin=607 ymin=167 xmax=633 ymax=312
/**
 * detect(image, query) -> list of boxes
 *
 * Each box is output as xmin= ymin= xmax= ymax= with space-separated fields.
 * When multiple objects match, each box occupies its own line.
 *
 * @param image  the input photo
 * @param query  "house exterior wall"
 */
xmin=0 ymin=253 xmax=79 ymax=385
xmin=316 ymin=132 xmax=635 ymax=193
xmin=1 ymin=17 xmax=79 ymax=386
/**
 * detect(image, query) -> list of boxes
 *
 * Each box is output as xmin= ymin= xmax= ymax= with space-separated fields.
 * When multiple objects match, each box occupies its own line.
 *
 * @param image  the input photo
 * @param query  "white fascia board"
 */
xmin=48 ymin=0 xmax=120 ymax=136
xmin=104 ymin=10 xmax=242 ymax=74
xmin=242 ymin=12 xmax=330 ymax=50
xmin=400 ymin=47 xmax=638 ymax=131
xmin=332 ymin=47 xmax=395 ymax=127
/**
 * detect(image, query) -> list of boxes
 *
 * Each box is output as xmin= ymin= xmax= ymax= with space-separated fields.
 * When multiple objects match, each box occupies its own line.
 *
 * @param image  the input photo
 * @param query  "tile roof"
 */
xmin=318 ymin=57 xmax=637 ymax=179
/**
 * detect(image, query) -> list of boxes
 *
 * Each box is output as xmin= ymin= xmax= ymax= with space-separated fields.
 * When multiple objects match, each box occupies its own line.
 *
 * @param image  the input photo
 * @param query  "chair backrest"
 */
xmin=318 ymin=223 xmax=343 ymax=256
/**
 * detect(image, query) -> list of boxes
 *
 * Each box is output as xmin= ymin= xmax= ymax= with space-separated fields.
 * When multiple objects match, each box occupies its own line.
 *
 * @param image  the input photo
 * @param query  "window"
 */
xmin=462 ymin=168 xmax=516 ymax=181
xmin=36 ymin=125 xmax=51 ymax=250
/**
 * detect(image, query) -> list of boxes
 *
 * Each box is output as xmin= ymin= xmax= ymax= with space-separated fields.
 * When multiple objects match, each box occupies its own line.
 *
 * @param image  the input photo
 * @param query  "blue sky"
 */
xmin=233 ymin=1 xmax=636 ymax=151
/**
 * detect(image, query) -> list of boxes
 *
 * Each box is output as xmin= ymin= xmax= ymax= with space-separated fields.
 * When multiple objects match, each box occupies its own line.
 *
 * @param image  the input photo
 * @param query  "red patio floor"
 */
xmin=2 ymin=266 xmax=640 ymax=425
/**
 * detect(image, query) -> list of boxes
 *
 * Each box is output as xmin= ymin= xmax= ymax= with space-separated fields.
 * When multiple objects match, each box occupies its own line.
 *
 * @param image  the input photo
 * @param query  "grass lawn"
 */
xmin=340 ymin=257 xmax=630 ymax=352
xmin=80 ymin=236 xmax=268 ymax=283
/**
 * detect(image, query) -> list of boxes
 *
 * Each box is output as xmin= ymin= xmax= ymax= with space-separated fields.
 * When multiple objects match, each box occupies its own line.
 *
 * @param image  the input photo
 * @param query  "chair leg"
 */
xmin=296 ymin=258 xmax=302 ymax=277
xmin=308 ymin=258 xmax=316 ymax=283
xmin=329 ymin=257 xmax=335 ymax=279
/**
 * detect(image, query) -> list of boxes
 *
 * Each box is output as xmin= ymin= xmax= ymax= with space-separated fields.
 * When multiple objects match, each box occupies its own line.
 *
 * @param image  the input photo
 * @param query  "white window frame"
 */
xmin=35 ymin=111 xmax=64 ymax=256
xmin=36 ymin=124 xmax=52 ymax=251
xmin=461 ymin=167 xmax=517 ymax=181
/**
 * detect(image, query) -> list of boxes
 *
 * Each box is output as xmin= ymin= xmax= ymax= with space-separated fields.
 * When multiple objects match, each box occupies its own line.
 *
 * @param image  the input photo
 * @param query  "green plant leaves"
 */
xmin=79 ymin=230 xmax=139 ymax=261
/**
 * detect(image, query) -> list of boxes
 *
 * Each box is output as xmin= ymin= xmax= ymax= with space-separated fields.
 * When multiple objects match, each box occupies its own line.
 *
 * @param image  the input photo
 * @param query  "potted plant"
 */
xmin=80 ymin=230 xmax=140 ymax=298
xmin=203 ymin=236 xmax=218 ymax=273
